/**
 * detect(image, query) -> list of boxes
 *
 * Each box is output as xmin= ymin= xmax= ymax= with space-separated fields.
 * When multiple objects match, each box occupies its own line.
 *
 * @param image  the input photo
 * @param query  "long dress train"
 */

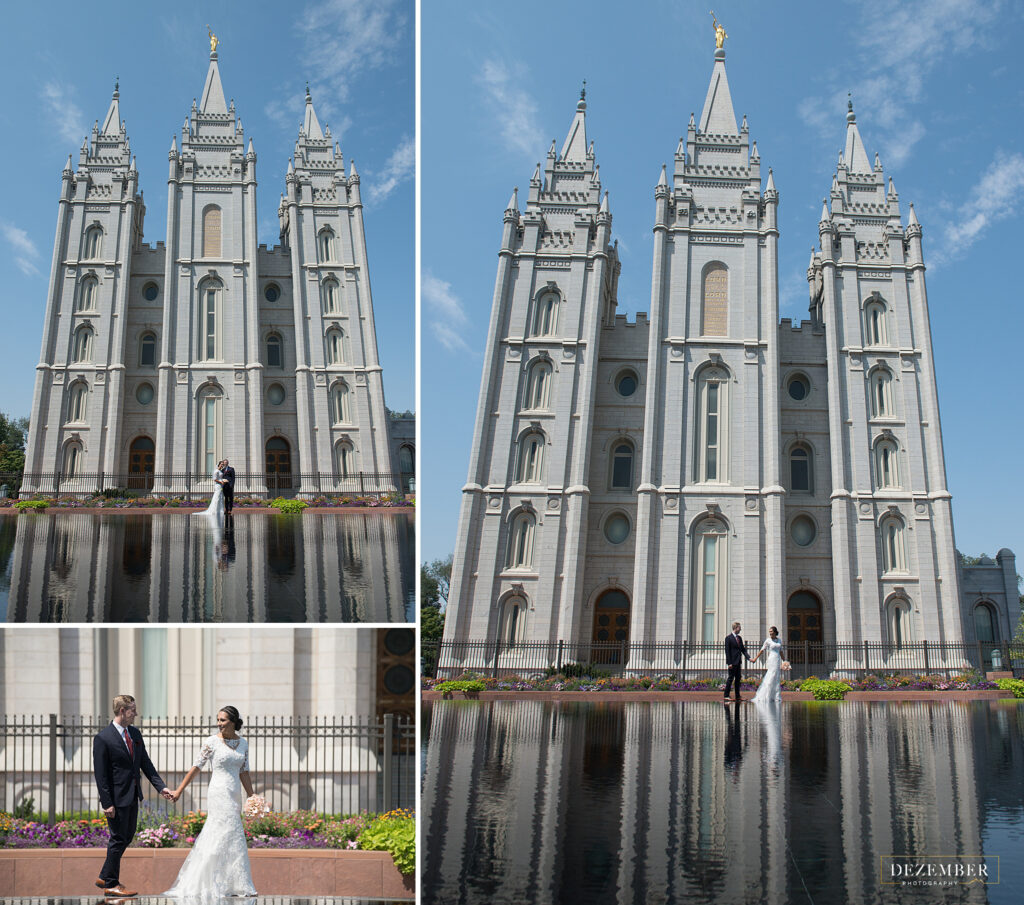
xmin=753 ymin=637 xmax=784 ymax=705
xmin=164 ymin=735 xmax=256 ymax=899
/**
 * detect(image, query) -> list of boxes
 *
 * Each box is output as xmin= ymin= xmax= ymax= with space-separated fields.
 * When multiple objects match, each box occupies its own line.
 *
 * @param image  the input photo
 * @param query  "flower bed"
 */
xmin=1 ymin=493 xmax=413 ymax=511
xmin=423 ymin=670 xmax=1002 ymax=694
xmin=0 ymin=809 xmax=412 ymax=872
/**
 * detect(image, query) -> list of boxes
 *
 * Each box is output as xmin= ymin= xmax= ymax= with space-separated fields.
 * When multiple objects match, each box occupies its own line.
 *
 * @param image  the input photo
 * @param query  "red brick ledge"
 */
xmin=423 ymin=689 xmax=1019 ymax=703
xmin=0 ymin=848 xmax=413 ymax=899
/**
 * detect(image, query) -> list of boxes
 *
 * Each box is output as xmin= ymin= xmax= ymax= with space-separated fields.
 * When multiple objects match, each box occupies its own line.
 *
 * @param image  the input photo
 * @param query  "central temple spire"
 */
xmin=559 ymin=85 xmax=588 ymax=162
xmin=698 ymin=44 xmax=738 ymax=135
xmin=200 ymin=45 xmax=228 ymax=114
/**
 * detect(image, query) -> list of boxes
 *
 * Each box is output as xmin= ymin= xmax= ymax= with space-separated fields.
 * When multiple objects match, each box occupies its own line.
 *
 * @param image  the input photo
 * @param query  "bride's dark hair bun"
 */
xmin=219 ymin=705 xmax=243 ymax=729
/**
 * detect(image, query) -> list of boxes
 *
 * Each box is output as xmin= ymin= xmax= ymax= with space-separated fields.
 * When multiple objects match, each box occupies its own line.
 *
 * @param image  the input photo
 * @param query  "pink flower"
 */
xmin=186 ymin=836 xmax=195 ymax=844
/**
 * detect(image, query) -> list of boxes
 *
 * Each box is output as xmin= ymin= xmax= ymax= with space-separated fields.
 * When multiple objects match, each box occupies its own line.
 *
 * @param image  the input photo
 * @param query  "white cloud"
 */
xmin=936 ymin=151 xmax=1024 ymax=264
xmin=42 ymin=82 xmax=87 ymax=146
xmin=798 ymin=0 xmax=1001 ymax=167
xmin=479 ymin=60 xmax=544 ymax=159
xmin=1 ymin=222 xmax=42 ymax=276
xmin=423 ymin=273 xmax=474 ymax=353
xmin=366 ymin=136 xmax=414 ymax=204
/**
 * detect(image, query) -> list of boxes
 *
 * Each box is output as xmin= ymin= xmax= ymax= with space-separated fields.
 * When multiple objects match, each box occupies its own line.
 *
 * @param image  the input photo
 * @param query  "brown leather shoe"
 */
xmin=102 ymin=885 xmax=137 ymax=897
xmin=95 ymin=879 xmax=107 ymax=890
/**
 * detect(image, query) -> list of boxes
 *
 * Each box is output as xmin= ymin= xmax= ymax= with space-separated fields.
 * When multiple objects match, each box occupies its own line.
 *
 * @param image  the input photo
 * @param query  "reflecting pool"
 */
xmin=422 ymin=700 xmax=1024 ymax=905
xmin=1 ymin=511 xmax=414 ymax=622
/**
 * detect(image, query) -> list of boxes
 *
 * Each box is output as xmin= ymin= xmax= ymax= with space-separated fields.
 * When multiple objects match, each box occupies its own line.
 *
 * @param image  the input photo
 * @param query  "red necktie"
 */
xmin=124 ymin=729 xmax=134 ymax=757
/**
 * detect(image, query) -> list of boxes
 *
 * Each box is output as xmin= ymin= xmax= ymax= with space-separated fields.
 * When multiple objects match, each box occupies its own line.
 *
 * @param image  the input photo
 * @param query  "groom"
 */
xmin=723 ymin=621 xmax=752 ymax=703
xmin=93 ymin=694 xmax=174 ymax=896
xmin=218 ymin=458 xmax=236 ymax=515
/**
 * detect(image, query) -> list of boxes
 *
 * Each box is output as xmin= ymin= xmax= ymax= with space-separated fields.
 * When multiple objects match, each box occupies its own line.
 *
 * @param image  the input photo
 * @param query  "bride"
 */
xmin=195 ymin=461 xmax=227 ymax=519
xmin=751 ymin=625 xmax=786 ymax=705
xmin=164 ymin=706 xmax=257 ymax=899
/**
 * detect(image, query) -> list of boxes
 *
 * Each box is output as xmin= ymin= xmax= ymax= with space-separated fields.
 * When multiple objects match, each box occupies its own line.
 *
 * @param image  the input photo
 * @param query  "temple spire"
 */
xmin=200 ymin=41 xmax=228 ymax=114
xmin=698 ymin=42 xmax=738 ymax=134
xmin=843 ymin=95 xmax=871 ymax=174
xmin=303 ymin=83 xmax=324 ymax=140
xmin=559 ymin=87 xmax=588 ymax=162
xmin=100 ymin=79 xmax=121 ymax=135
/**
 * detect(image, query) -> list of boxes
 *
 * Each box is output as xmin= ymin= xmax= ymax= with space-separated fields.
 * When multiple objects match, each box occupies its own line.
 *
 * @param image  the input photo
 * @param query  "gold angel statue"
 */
xmin=710 ymin=11 xmax=727 ymax=49
xmin=207 ymin=26 xmax=220 ymax=54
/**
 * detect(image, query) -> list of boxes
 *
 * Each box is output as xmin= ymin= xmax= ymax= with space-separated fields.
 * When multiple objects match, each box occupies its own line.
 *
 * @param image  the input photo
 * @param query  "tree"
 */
xmin=424 ymin=554 xmax=453 ymax=610
xmin=0 ymin=413 xmax=29 ymax=482
xmin=421 ymin=555 xmax=453 ymax=677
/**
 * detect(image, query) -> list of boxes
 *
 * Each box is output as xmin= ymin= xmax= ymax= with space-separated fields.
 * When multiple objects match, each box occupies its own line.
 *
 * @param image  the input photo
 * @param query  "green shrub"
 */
xmin=544 ymin=662 xmax=612 ymax=679
xmin=996 ymin=678 xmax=1024 ymax=699
xmin=434 ymin=679 xmax=486 ymax=695
xmin=269 ymin=497 xmax=308 ymax=514
xmin=14 ymin=500 xmax=47 ymax=513
xmin=801 ymin=677 xmax=849 ymax=700
xmin=359 ymin=809 xmax=415 ymax=875
xmin=12 ymin=796 xmax=35 ymax=819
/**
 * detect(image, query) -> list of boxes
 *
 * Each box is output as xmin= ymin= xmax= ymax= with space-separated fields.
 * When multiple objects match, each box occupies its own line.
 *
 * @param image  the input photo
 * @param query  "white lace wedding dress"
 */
xmin=200 ymin=470 xmax=225 ymax=518
xmin=165 ymin=735 xmax=256 ymax=899
xmin=753 ymin=637 xmax=784 ymax=705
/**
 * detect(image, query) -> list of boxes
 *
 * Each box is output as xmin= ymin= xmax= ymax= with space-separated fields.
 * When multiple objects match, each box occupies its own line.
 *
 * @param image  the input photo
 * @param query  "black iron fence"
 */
xmin=7 ymin=471 xmax=408 ymax=500
xmin=0 ymin=714 xmax=415 ymax=822
xmin=424 ymin=638 xmax=1024 ymax=680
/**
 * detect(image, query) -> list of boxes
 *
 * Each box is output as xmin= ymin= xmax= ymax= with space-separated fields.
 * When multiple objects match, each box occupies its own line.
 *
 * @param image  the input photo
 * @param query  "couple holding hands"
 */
xmin=92 ymin=694 xmax=258 ymax=898
xmin=724 ymin=622 xmax=790 ymax=705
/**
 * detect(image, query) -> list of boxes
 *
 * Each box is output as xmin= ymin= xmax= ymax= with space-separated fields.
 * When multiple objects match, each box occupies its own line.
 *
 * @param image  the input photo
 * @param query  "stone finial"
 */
xmin=657 ymin=164 xmax=668 ymax=187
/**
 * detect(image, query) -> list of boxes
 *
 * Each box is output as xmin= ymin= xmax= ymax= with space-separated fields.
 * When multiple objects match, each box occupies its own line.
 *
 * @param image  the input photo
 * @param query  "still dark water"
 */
xmin=422 ymin=700 xmax=1024 ymax=905
xmin=0 ymin=511 xmax=414 ymax=622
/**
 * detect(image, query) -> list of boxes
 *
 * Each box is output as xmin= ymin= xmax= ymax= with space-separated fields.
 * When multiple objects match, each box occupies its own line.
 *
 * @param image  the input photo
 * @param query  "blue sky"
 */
xmin=0 ymin=0 xmax=414 ymax=421
xmin=421 ymin=0 xmax=1024 ymax=569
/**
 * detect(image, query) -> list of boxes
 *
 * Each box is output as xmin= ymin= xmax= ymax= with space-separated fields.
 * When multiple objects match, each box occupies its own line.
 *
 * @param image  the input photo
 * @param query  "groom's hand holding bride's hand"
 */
xmin=160 ymin=788 xmax=177 ymax=801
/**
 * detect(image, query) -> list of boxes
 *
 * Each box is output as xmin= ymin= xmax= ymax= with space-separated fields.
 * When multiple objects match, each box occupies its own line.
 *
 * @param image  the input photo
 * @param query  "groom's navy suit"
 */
xmin=93 ymin=722 xmax=167 ymax=888
xmin=724 ymin=631 xmax=751 ymax=701
xmin=221 ymin=464 xmax=236 ymax=514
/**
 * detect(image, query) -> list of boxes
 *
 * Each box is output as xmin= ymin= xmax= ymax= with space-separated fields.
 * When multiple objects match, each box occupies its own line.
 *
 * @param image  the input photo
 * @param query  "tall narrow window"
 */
xmin=865 ymin=300 xmax=888 ymax=346
xmin=694 ymin=518 xmax=728 ymax=643
xmin=67 ymin=382 xmax=88 ymax=422
xmin=870 ymin=369 xmax=894 ymax=418
xmin=790 ymin=446 xmax=812 ymax=492
xmin=880 ymin=516 xmax=907 ymax=574
xmin=398 ymin=445 xmax=414 ymax=474
xmin=202 ymin=206 xmax=222 ymax=258
xmin=524 ymin=360 xmax=552 ymax=411
xmin=330 ymin=382 xmax=350 ymax=424
xmin=266 ymin=334 xmax=283 ymax=368
xmin=336 ymin=441 xmax=354 ymax=477
xmin=696 ymin=368 xmax=728 ymax=482
xmin=701 ymin=263 xmax=728 ymax=336
xmin=610 ymin=441 xmax=634 ymax=490
xmin=516 ymin=432 xmax=545 ymax=484
xmin=974 ymin=603 xmax=997 ymax=643
xmin=72 ymin=326 xmax=94 ymax=363
xmin=84 ymin=226 xmax=102 ymax=260
xmin=318 ymin=228 xmax=335 ymax=263
xmin=887 ymin=598 xmax=914 ymax=647
xmin=531 ymin=291 xmax=558 ymax=337
xmin=63 ymin=442 xmax=82 ymax=477
xmin=876 ymin=439 xmax=900 ymax=489
xmin=199 ymin=283 xmax=221 ymax=361
xmin=507 ymin=512 xmax=536 ymax=570
xmin=199 ymin=388 xmax=222 ymax=476
xmin=500 ymin=595 xmax=528 ymax=644
xmin=326 ymin=328 xmax=346 ymax=365
xmin=76 ymin=277 xmax=98 ymax=312
xmin=139 ymin=333 xmax=157 ymax=367
xmin=322 ymin=279 xmax=341 ymax=314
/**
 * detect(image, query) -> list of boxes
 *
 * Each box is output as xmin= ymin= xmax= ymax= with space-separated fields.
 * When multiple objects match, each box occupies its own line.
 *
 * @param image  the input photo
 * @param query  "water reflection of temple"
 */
xmin=6 ymin=511 xmax=413 ymax=621
xmin=423 ymin=701 xmax=995 ymax=904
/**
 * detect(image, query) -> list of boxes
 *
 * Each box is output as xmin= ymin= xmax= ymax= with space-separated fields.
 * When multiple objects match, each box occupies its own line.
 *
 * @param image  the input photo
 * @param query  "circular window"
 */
xmin=615 ymin=370 xmax=639 ymax=397
xmin=264 ymin=284 xmax=281 ymax=303
xmin=267 ymin=383 xmax=285 ymax=405
xmin=142 ymin=283 xmax=159 ymax=301
xmin=604 ymin=513 xmax=631 ymax=545
xmin=135 ymin=383 xmax=154 ymax=405
xmin=791 ymin=514 xmax=816 ymax=547
xmin=787 ymin=374 xmax=810 ymax=401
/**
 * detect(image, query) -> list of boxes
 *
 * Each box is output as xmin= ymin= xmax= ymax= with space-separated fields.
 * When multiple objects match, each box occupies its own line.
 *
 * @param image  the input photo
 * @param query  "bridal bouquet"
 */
xmin=781 ymin=661 xmax=792 ymax=671
xmin=242 ymin=795 xmax=271 ymax=818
